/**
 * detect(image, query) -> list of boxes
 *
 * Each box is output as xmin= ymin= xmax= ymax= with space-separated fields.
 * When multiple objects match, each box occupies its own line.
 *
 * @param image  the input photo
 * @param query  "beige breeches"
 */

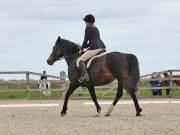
xmin=76 ymin=49 xmax=104 ymax=67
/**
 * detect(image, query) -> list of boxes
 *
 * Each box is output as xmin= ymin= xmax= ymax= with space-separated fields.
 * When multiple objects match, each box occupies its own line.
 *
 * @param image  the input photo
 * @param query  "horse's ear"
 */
xmin=58 ymin=36 xmax=61 ymax=41
xmin=56 ymin=36 xmax=61 ymax=44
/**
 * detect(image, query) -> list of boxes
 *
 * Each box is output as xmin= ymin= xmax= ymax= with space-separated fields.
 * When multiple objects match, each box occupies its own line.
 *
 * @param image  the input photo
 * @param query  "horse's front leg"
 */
xmin=61 ymin=82 xmax=79 ymax=116
xmin=87 ymin=82 xmax=101 ymax=117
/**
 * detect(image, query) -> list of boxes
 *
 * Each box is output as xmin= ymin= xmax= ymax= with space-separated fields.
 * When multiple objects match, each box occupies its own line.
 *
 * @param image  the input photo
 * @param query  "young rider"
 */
xmin=40 ymin=70 xmax=48 ymax=89
xmin=77 ymin=14 xmax=106 ymax=82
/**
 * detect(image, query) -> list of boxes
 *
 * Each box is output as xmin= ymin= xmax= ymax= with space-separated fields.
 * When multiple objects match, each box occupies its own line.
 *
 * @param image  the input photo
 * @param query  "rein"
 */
xmin=58 ymin=45 xmax=80 ymax=61
xmin=58 ymin=53 xmax=79 ymax=60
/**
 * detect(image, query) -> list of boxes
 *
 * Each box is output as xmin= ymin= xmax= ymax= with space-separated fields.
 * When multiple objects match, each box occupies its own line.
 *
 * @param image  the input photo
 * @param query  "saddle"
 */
xmin=81 ymin=50 xmax=107 ymax=68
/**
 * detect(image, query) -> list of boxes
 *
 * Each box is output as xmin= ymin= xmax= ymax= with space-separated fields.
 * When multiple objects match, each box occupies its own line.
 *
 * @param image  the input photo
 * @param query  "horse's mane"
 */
xmin=59 ymin=39 xmax=80 ymax=56
xmin=61 ymin=39 xmax=78 ymax=48
xmin=55 ymin=37 xmax=78 ymax=47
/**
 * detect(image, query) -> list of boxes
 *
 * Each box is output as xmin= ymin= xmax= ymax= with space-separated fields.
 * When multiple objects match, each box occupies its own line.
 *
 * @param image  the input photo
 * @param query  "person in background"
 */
xmin=39 ymin=70 xmax=48 ymax=89
xmin=150 ymin=73 xmax=163 ymax=96
xmin=150 ymin=73 xmax=159 ymax=96
xmin=163 ymin=73 xmax=171 ymax=96
xmin=41 ymin=70 xmax=47 ymax=80
xmin=157 ymin=74 xmax=163 ymax=96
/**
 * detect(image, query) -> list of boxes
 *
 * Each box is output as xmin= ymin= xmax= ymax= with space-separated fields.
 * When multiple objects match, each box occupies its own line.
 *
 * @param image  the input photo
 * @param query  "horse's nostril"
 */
xmin=47 ymin=59 xmax=51 ymax=65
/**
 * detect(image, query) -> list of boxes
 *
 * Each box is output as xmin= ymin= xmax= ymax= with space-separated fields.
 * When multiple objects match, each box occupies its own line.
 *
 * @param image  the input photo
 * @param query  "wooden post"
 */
xmin=60 ymin=71 xmax=66 ymax=80
xmin=26 ymin=72 xmax=30 ymax=99
xmin=169 ymin=71 xmax=173 ymax=98
xmin=60 ymin=71 xmax=67 ymax=99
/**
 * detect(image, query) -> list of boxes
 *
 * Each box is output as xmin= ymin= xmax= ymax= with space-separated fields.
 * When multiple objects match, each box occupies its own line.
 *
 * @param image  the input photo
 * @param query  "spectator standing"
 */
xmin=163 ymin=73 xmax=171 ymax=96
xmin=150 ymin=73 xmax=159 ymax=96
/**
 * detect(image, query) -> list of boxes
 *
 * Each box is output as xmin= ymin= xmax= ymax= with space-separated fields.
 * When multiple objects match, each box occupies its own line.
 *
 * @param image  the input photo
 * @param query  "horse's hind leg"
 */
xmin=123 ymin=77 xmax=142 ymax=116
xmin=105 ymin=82 xmax=123 ymax=116
xmin=129 ymin=90 xmax=142 ymax=116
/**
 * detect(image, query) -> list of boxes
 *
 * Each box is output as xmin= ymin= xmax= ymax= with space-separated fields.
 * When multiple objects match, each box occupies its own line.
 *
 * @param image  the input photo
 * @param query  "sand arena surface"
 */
xmin=0 ymin=99 xmax=180 ymax=135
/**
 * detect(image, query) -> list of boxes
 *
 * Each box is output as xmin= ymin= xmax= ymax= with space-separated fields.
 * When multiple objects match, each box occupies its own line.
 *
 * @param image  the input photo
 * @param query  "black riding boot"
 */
xmin=79 ymin=60 xmax=90 ymax=82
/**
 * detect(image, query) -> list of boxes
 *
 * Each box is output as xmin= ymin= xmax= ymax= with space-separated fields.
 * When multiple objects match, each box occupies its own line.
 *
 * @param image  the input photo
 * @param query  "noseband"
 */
xmin=58 ymin=53 xmax=78 ymax=61
xmin=58 ymin=47 xmax=80 ymax=61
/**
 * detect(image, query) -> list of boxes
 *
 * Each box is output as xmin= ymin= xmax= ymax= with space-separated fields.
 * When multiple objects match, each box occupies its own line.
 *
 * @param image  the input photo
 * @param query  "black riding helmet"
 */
xmin=43 ymin=70 xmax=46 ymax=74
xmin=83 ymin=14 xmax=95 ymax=23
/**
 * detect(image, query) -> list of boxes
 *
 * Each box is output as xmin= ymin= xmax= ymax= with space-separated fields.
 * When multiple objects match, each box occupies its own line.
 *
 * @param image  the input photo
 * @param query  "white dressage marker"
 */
xmin=0 ymin=104 xmax=59 ymax=108
xmin=171 ymin=101 xmax=180 ymax=104
xmin=84 ymin=100 xmax=180 ymax=105
xmin=0 ymin=100 xmax=180 ymax=108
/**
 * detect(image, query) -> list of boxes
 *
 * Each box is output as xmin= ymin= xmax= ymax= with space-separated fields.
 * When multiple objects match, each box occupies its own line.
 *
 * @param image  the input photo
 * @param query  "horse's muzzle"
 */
xmin=47 ymin=57 xmax=54 ymax=65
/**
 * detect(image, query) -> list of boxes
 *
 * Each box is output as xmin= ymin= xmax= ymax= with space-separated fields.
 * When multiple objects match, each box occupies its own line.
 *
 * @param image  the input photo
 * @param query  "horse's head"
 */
xmin=47 ymin=36 xmax=80 ymax=65
xmin=47 ymin=36 xmax=64 ymax=65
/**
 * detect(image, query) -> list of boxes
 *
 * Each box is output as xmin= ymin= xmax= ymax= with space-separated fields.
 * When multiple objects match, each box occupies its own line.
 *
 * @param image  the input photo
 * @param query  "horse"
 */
xmin=173 ymin=75 xmax=180 ymax=86
xmin=38 ymin=80 xmax=51 ymax=97
xmin=47 ymin=36 xmax=142 ymax=116
xmin=163 ymin=73 xmax=180 ymax=86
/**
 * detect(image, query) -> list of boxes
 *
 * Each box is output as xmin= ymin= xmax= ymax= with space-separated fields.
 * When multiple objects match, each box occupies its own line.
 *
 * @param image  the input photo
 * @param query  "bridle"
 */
xmin=57 ymin=47 xmax=80 ymax=61
xmin=58 ymin=53 xmax=79 ymax=61
xmin=52 ymin=40 xmax=81 ymax=62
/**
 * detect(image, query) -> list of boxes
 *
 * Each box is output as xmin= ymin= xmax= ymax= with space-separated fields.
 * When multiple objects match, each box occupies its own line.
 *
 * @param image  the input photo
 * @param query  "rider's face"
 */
xmin=85 ymin=22 xmax=90 ymax=26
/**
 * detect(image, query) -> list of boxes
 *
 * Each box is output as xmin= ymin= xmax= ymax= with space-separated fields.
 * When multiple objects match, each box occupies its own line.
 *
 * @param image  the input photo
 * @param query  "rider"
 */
xmin=77 ymin=14 xmax=106 ymax=82
xmin=40 ymin=70 xmax=48 ymax=89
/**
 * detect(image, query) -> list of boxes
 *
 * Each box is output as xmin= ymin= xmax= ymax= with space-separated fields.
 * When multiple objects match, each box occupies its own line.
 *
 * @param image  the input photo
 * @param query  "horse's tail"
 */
xmin=123 ymin=54 xmax=140 ymax=92
xmin=127 ymin=54 xmax=140 ymax=78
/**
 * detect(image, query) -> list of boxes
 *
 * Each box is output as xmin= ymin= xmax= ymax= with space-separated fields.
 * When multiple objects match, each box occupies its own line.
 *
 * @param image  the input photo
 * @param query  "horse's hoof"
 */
xmin=96 ymin=114 xmax=100 ymax=117
xmin=136 ymin=112 xmax=141 ymax=117
xmin=96 ymin=110 xmax=101 ymax=117
xmin=96 ymin=113 xmax=101 ymax=117
xmin=104 ymin=104 xmax=114 ymax=117
xmin=61 ymin=112 xmax=67 ymax=116
xmin=139 ymin=108 xmax=142 ymax=112
xmin=104 ymin=113 xmax=111 ymax=117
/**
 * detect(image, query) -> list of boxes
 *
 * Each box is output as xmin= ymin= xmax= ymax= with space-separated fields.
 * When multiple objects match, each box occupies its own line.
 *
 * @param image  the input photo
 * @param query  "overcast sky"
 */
xmin=0 ymin=0 xmax=180 ymax=80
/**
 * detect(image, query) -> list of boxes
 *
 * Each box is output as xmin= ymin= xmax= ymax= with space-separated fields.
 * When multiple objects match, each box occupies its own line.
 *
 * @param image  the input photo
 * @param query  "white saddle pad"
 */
xmin=87 ymin=52 xmax=107 ymax=68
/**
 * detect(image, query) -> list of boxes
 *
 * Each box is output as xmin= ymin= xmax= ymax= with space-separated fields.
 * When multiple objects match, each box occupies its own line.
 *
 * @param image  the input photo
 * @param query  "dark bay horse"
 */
xmin=173 ymin=75 xmax=180 ymax=86
xmin=163 ymin=73 xmax=180 ymax=86
xmin=47 ymin=36 xmax=142 ymax=116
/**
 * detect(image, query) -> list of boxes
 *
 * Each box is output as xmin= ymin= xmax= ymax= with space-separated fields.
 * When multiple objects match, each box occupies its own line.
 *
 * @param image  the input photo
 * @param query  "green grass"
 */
xmin=0 ymin=91 xmax=26 ymax=99
xmin=0 ymin=91 xmax=62 ymax=99
xmin=0 ymin=88 xmax=180 ymax=100
xmin=1 ymin=80 xmax=180 ymax=99
xmin=0 ymin=82 xmax=63 ymax=90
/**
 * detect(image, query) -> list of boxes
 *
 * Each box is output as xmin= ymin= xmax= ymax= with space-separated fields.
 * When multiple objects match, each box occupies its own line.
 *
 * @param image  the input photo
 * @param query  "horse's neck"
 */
xmin=62 ymin=40 xmax=79 ymax=72
xmin=64 ymin=54 xmax=78 ymax=68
